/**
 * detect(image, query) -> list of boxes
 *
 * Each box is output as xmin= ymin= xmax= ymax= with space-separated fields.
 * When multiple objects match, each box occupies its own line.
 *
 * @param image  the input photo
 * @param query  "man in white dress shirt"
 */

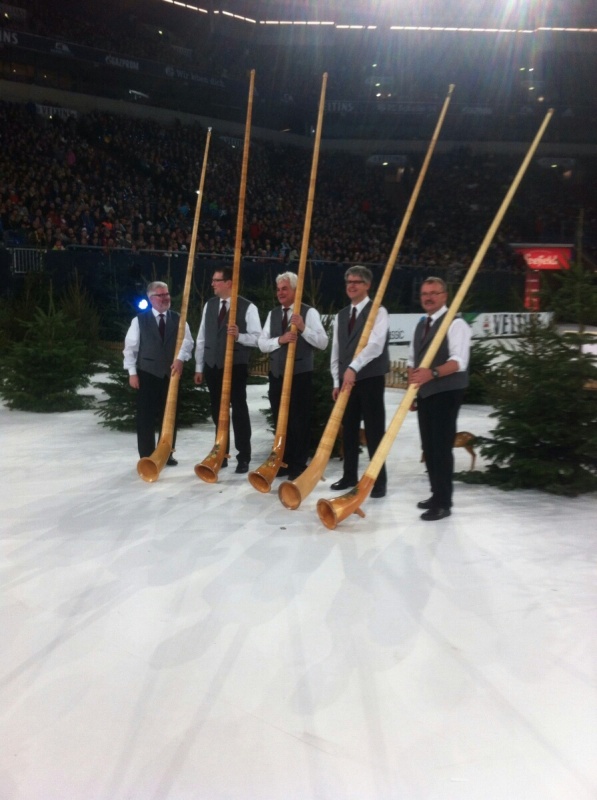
xmin=194 ymin=267 xmax=261 ymax=473
xmin=258 ymin=272 xmax=328 ymax=479
xmin=408 ymin=276 xmax=471 ymax=520
xmin=123 ymin=281 xmax=194 ymax=464
xmin=330 ymin=265 xmax=390 ymax=497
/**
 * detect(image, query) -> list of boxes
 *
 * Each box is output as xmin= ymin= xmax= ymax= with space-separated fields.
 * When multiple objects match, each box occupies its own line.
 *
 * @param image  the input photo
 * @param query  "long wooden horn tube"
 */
xmin=195 ymin=70 xmax=255 ymax=483
xmin=137 ymin=127 xmax=213 ymax=482
xmin=278 ymin=84 xmax=456 ymax=510
xmin=248 ymin=73 xmax=329 ymax=493
xmin=317 ymin=108 xmax=555 ymax=530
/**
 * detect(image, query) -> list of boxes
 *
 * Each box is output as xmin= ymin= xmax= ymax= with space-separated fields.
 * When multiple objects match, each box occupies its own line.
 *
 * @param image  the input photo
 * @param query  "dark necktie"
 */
xmin=218 ymin=300 xmax=227 ymax=326
xmin=281 ymin=307 xmax=289 ymax=333
xmin=348 ymin=306 xmax=357 ymax=334
xmin=158 ymin=313 xmax=165 ymax=341
xmin=423 ymin=316 xmax=432 ymax=339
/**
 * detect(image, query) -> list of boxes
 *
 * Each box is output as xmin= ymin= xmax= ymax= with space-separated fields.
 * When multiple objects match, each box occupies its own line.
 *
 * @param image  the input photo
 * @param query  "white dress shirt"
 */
xmin=194 ymin=299 xmax=262 ymax=373
xmin=330 ymin=297 xmax=389 ymax=388
xmin=407 ymin=305 xmax=470 ymax=370
xmin=123 ymin=308 xmax=194 ymax=375
xmin=258 ymin=306 xmax=329 ymax=353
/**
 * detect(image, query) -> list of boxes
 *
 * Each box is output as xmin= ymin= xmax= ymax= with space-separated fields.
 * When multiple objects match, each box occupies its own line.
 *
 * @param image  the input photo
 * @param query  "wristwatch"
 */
xmin=431 ymin=368 xmax=440 ymax=379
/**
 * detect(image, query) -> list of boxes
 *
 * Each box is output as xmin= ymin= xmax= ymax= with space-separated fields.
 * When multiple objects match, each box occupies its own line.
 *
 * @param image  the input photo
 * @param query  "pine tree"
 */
xmin=1 ymin=306 xmax=93 ymax=412
xmin=94 ymin=353 xmax=211 ymax=431
xmin=309 ymin=316 xmax=335 ymax=454
xmin=541 ymin=210 xmax=597 ymax=329
xmin=541 ymin=259 xmax=597 ymax=328
xmin=459 ymin=319 xmax=597 ymax=495
xmin=465 ymin=340 xmax=498 ymax=405
xmin=59 ymin=275 xmax=102 ymax=367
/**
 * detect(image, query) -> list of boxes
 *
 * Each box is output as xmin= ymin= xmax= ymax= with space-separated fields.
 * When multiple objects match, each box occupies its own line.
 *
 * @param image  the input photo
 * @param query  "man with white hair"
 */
xmin=259 ymin=272 xmax=328 ymax=480
xmin=123 ymin=281 xmax=194 ymax=464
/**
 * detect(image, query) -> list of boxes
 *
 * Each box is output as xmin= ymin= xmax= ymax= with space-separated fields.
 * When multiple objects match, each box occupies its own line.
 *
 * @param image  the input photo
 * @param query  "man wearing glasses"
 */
xmin=330 ymin=265 xmax=390 ymax=498
xmin=123 ymin=280 xmax=194 ymax=464
xmin=194 ymin=267 xmax=262 ymax=473
xmin=408 ymin=276 xmax=471 ymax=520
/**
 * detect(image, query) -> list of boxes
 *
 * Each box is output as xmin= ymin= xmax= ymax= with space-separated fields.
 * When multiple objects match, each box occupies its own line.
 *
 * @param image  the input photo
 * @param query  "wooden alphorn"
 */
xmin=278 ymin=84 xmax=456 ymax=510
xmin=195 ymin=70 xmax=255 ymax=483
xmin=248 ymin=73 xmax=328 ymax=493
xmin=317 ymin=108 xmax=555 ymax=530
xmin=137 ymin=128 xmax=212 ymax=483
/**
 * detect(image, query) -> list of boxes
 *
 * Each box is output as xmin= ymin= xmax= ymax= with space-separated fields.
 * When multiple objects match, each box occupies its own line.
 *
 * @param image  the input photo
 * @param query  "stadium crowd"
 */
xmin=1 ymin=99 xmax=595 ymax=272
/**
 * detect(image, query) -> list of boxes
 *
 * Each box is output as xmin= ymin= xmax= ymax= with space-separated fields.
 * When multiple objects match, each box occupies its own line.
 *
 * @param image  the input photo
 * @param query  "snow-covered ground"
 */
xmin=2 ymin=385 xmax=596 ymax=799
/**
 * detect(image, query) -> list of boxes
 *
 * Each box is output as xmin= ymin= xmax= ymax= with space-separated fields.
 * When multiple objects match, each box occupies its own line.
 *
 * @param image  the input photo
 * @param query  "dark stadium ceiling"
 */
xmin=62 ymin=0 xmax=597 ymax=31
xmin=159 ymin=0 xmax=597 ymax=29
xmin=8 ymin=0 xmax=597 ymax=139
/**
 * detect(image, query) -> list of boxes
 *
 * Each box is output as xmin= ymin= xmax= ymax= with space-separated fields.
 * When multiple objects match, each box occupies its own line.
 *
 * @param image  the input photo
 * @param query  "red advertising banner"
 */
xmin=512 ymin=244 xmax=572 ymax=271
xmin=524 ymin=270 xmax=541 ymax=310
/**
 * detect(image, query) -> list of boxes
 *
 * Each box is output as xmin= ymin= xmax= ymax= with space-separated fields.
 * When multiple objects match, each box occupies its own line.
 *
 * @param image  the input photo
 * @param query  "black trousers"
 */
xmin=136 ymin=369 xmax=178 ymax=458
xmin=204 ymin=363 xmax=251 ymax=462
xmin=417 ymin=389 xmax=465 ymax=508
xmin=341 ymin=374 xmax=387 ymax=489
xmin=268 ymin=370 xmax=312 ymax=475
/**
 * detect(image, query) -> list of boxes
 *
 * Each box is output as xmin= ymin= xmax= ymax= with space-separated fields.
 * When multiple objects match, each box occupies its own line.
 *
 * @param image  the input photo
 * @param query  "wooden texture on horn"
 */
xmin=195 ymin=70 xmax=255 ymax=483
xmin=137 ymin=128 xmax=212 ymax=483
xmin=248 ymin=73 xmax=328 ymax=493
xmin=317 ymin=108 xmax=555 ymax=530
xmin=278 ymin=84 xmax=456 ymax=511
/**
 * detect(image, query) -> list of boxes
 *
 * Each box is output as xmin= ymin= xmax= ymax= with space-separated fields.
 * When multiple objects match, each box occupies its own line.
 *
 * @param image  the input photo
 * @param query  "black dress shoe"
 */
xmin=330 ymin=478 xmax=356 ymax=491
xmin=417 ymin=497 xmax=435 ymax=509
xmin=235 ymin=461 xmax=249 ymax=474
xmin=420 ymin=507 xmax=451 ymax=521
xmin=277 ymin=467 xmax=289 ymax=477
xmin=370 ymin=485 xmax=386 ymax=498
xmin=221 ymin=458 xmax=228 ymax=469
xmin=166 ymin=456 xmax=178 ymax=466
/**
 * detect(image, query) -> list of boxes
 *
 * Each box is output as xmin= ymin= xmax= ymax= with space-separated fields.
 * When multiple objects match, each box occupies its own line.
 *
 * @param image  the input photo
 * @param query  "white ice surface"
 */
xmin=2 ymin=385 xmax=596 ymax=800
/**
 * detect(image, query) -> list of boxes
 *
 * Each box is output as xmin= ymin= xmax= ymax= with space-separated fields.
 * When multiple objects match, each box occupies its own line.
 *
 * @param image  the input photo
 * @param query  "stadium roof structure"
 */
xmin=4 ymin=0 xmax=597 ymax=145
xmin=155 ymin=0 xmax=597 ymax=31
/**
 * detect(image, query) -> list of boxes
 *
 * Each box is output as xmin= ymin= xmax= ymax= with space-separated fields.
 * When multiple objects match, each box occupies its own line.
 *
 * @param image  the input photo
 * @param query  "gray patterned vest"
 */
xmin=203 ymin=295 xmax=251 ymax=368
xmin=268 ymin=303 xmax=314 ymax=378
xmin=413 ymin=311 xmax=469 ymax=398
xmin=137 ymin=310 xmax=180 ymax=378
xmin=337 ymin=300 xmax=389 ymax=381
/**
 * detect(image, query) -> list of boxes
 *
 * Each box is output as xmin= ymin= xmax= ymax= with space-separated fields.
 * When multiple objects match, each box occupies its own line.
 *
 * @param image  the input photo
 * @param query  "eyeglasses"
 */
xmin=211 ymin=278 xmax=227 ymax=283
xmin=420 ymin=291 xmax=445 ymax=298
xmin=151 ymin=292 xmax=170 ymax=298
xmin=345 ymin=279 xmax=366 ymax=285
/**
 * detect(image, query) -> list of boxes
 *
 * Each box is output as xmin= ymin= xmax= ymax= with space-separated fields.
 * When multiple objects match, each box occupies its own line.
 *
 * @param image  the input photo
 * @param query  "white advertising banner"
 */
xmin=388 ymin=312 xmax=553 ymax=347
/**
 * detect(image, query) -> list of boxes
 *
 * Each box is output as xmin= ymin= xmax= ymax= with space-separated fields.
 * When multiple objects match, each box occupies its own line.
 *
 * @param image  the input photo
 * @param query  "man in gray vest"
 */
xmin=330 ymin=265 xmax=390 ymax=498
xmin=408 ymin=276 xmax=471 ymax=520
xmin=123 ymin=281 xmax=194 ymax=463
xmin=194 ymin=267 xmax=262 ymax=473
xmin=258 ymin=271 xmax=328 ymax=479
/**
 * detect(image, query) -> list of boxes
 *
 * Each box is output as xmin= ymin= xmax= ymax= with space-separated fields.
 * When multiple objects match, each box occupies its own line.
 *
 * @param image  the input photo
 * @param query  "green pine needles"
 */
xmin=94 ymin=354 xmax=211 ymax=432
xmin=458 ymin=319 xmax=597 ymax=496
xmin=1 ymin=306 xmax=93 ymax=412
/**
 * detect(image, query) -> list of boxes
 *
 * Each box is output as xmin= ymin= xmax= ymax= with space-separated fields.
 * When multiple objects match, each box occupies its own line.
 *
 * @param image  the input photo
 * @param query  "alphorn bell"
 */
xmin=278 ymin=84 xmax=456 ymax=511
xmin=248 ymin=73 xmax=328 ymax=493
xmin=195 ymin=70 xmax=255 ymax=483
xmin=137 ymin=128 xmax=212 ymax=482
xmin=317 ymin=108 xmax=555 ymax=530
